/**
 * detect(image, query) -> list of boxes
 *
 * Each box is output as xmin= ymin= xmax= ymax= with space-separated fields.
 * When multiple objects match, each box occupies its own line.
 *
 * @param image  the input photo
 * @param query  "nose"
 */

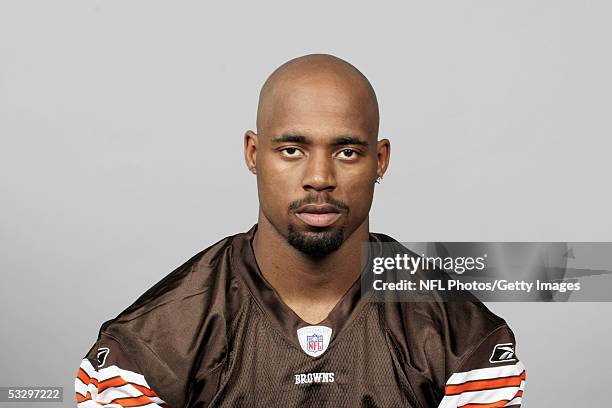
xmin=302 ymin=151 xmax=336 ymax=193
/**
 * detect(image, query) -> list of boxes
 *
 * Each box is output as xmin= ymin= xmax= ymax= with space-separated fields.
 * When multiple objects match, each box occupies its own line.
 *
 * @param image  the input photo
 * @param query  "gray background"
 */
xmin=1 ymin=1 xmax=610 ymax=407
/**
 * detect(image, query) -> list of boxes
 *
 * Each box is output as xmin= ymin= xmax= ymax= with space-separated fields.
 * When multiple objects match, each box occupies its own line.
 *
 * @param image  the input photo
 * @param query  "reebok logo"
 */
xmin=97 ymin=347 xmax=110 ymax=368
xmin=489 ymin=343 xmax=516 ymax=363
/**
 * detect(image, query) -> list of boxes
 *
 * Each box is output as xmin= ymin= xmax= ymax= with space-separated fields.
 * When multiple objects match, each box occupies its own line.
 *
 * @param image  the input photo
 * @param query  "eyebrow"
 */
xmin=331 ymin=135 xmax=369 ymax=147
xmin=272 ymin=134 xmax=308 ymax=144
xmin=272 ymin=134 xmax=369 ymax=147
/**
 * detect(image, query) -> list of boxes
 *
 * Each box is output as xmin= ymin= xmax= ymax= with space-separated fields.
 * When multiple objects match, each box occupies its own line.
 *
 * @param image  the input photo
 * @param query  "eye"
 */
xmin=336 ymin=148 xmax=360 ymax=160
xmin=280 ymin=147 xmax=305 ymax=158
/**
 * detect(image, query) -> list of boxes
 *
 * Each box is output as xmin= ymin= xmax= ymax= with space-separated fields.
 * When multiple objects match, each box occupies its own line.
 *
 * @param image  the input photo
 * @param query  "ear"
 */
xmin=244 ymin=130 xmax=258 ymax=174
xmin=376 ymin=138 xmax=391 ymax=179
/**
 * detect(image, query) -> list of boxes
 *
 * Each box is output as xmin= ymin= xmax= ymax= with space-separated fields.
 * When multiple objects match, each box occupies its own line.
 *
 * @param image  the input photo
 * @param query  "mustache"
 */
xmin=288 ymin=194 xmax=349 ymax=212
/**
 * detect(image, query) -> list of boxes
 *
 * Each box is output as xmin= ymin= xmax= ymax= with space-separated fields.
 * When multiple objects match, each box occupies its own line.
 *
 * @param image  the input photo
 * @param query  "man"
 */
xmin=75 ymin=54 xmax=525 ymax=407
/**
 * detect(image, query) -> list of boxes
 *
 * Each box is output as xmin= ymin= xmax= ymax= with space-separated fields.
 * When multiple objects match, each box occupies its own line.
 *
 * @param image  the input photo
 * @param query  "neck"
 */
xmin=253 ymin=212 xmax=369 ymax=324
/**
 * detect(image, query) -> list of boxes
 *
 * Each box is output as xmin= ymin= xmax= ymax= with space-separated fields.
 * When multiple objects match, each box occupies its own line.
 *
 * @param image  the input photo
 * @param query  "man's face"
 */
xmin=248 ymin=73 xmax=385 ymax=256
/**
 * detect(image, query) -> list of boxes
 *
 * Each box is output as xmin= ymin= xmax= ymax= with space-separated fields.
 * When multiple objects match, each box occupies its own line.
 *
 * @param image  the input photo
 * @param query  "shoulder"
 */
xmin=77 ymin=229 xmax=257 ymax=408
xmin=370 ymin=233 xmax=524 ymax=405
xmin=370 ymin=231 xmax=508 ymax=343
xmin=383 ymin=298 xmax=507 ymax=374
xmin=98 ymin=229 xmax=253 ymax=376
xmin=381 ymin=295 xmax=521 ymax=406
xmin=106 ymin=231 xmax=244 ymax=324
xmin=368 ymin=234 xmax=512 ymax=373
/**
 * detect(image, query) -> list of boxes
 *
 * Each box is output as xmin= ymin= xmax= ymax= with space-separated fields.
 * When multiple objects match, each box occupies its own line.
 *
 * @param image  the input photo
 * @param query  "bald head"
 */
xmin=256 ymin=54 xmax=379 ymax=138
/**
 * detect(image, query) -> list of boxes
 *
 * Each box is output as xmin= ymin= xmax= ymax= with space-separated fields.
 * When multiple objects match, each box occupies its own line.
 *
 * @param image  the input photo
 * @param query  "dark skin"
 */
xmin=244 ymin=54 xmax=390 ymax=324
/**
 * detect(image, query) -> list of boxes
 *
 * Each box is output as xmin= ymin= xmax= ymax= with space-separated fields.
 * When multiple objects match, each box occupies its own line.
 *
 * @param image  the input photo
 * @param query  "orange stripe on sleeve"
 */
xmin=77 ymin=368 xmax=91 ymax=384
xmin=97 ymin=375 xmax=157 ymax=397
xmin=446 ymin=371 xmax=525 ymax=395
xmin=77 ymin=368 xmax=99 ymax=388
xmin=76 ymin=391 xmax=92 ymax=403
xmin=103 ymin=394 xmax=157 ymax=407
xmin=97 ymin=376 xmax=128 ymax=393
xmin=459 ymin=400 xmax=509 ymax=408
xmin=458 ymin=385 xmax=524 ymax=408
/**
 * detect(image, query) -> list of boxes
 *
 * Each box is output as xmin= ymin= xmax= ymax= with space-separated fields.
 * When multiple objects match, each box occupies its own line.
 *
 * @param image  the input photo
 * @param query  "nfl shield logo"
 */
xmin=297 ymin=325 xmax=332 ymax=357
xmin=307 ymin=334 xmax=324 ymax=352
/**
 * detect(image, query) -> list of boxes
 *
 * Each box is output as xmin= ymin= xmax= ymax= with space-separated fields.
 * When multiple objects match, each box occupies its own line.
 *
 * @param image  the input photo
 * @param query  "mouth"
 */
xmin=294 ymin=204 xmax=343 ymax=228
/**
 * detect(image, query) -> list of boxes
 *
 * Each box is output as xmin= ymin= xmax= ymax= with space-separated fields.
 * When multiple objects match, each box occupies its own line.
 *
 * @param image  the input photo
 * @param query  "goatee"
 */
xmin=287 ymin=225 xmax=345 ymax=257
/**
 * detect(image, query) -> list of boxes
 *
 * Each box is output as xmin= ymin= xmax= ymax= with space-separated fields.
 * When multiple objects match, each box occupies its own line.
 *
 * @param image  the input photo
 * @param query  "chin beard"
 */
xmin=287 ymin=225 xmax=345 ymax=257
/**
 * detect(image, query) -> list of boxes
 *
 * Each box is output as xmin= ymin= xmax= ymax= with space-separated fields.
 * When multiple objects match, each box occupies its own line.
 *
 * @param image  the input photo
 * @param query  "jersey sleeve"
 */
xmin=74 ymin=331 xmax=169 ymax=408
xmin=437 ymin=325 xmax=526 ymax=408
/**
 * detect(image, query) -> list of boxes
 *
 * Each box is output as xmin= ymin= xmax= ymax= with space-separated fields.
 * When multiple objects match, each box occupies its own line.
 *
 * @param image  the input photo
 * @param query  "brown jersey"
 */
xmin=75 ymin=225 xmax=525 ymax=407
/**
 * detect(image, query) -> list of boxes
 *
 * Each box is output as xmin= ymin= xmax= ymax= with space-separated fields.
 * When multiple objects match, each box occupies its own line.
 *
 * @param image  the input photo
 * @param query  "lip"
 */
xmin=295 ymin=212 xmax=342 ymax=228
xmin=294 ymin=204 xmax=342 ymax=228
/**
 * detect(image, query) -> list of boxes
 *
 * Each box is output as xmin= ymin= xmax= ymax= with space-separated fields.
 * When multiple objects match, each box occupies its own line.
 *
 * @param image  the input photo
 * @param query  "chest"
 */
xmin=204 ymin=304 xmax=421 ymax=408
